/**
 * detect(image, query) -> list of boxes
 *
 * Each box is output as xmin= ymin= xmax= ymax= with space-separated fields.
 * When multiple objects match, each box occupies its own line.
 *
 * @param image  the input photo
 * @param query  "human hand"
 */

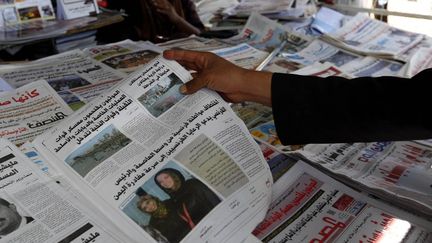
xmin=150 ymin=0 xmax=179 ymax=22
xmin=163 ymin=50 xmax=272 ymax=105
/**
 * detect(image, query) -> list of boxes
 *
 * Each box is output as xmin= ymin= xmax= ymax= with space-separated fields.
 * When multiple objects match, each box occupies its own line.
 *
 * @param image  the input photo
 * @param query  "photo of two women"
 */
xmin=123 ymin=162 xmax=221 ymax=243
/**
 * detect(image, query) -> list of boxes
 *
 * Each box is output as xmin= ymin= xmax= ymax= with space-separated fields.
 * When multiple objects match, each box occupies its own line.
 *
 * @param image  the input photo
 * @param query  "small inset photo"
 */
xmin=138 ymin=73 xmax=185 ymax=118
xmin=0 ymin=197 xmax=34 ymax=237
xmin=65 ymin=125 xmax=132 ymax=177
xmin=122 ymin=161 xmax=221 ymax=243
xmin=17 ymin=6 xmax=41 ymax=21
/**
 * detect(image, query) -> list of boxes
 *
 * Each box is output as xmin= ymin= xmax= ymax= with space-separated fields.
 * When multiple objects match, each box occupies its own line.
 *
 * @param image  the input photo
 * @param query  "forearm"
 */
xmin=239 ymin=70 xmax=272 ymax=106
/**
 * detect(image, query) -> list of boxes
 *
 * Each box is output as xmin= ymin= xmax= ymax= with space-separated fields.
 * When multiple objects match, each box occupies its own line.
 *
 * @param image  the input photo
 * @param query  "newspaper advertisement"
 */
xmin=33 ymin=56 xmax=273 ymax=243
xmin=212 ymin=43 xmax=269 ymax=70
xmin=296 ymin=141 xmax=432 ymax=216
xmin=84 ymin=40 xmax=164 ymax=74
xmin=281 ymin=39 xmax=363 ymax=67
xmin=252 ymin=161 xmax=432 ymax=243
xmin=158 ymin=35 xmax=233 ymax=52
xmin=0 ymin=50 xmax=125 ymax=110
xmin=0 ymin=138 xmax=132 ymax=242
xmin=0 ymin=0 xmax=55 ymax=27
xmin=225 ymin=13 xmax=311 ymax=53
xmin=0 ymin=80 xmax=73 ymax=145
xmin=323 ymin=13 xmax=424 ymax=58
xmin=339 ymin=56 xmax=405 ymax=77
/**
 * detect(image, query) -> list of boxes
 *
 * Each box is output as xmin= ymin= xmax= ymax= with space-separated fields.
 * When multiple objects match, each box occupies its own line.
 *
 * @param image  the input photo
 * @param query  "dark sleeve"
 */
xmin=271 ymin=68 xmax=432 ymax=144
xmin=181 ymin=0 xmax=204 ymax=29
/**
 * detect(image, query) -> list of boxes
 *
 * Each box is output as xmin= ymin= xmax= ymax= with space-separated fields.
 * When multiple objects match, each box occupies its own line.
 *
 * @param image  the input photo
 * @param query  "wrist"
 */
xmin=240 ymin=70 xmax=272 ymax=105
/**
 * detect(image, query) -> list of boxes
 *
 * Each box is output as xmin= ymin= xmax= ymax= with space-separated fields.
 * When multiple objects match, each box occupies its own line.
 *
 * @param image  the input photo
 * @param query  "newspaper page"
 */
xmin=212 ymin=43 xmax=269 ymax=70
xmin=404 ymin=47 xmax=432 ymax=77
xmin=57 ymin=0 xmax=99 ymax=20
xmin=225 ymin=13 xmax=311 ymax=52
xmin=158 ymin=36 xmax=233 ymax=52
xmin=290 ymin=62 xmax=354 ymax=78
xmin=322 ymin=13 xmax=424 ymax=58
xmin=252 ymin=161 xmax=432 ymax=242
xmin=339 ymin=56 xmax=405 ymax=77
xmin=222 ymin=0 xmax=294 ymax=17
xmin=262 ymin=56 xmax=304 ymax=73
xmin=0 ymin=138 xmax=134 ymax=242
xmin=0 ymin=50 xmax=125 ymax=110
xmin=33 ymin=56 xmax=273 ymax=243
xmin=84 ymin=40 xmax=164 ymax=74
xmin=0 ymin=0 xmax=55 ymax=27
xmin=0 ymin=80 xmax=73 ymax=145
xmin=296 ymin=141 xmax=432 ymax=217
xmin=281 ymin=39 xmax=363 ymax=67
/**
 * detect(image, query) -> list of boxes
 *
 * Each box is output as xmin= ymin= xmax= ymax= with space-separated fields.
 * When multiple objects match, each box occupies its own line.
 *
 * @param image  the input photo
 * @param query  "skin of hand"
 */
xmin=163 ymin=50 xmax=273 ymax=106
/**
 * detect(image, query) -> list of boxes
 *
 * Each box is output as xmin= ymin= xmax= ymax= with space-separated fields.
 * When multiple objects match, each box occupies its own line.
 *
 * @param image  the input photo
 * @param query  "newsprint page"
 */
xmin=0 ymin=139 xmax=129 ymax=242
xmin=33 ymin=56 xmax=273 ymax=243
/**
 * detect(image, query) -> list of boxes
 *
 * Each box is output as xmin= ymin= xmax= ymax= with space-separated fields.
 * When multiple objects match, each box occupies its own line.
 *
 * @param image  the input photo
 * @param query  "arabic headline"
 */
xmin=112 ymin=99 xmax=227 ymax=201
xmin=127 ymin=60 xmax=170 ymax=89
xmin=54 ymin=89 xmax=133 ymax=153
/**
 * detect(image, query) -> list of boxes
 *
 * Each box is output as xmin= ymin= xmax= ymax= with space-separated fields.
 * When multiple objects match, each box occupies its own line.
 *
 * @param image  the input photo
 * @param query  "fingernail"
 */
xmin=179 ymin=85 xmax=187 ymax=94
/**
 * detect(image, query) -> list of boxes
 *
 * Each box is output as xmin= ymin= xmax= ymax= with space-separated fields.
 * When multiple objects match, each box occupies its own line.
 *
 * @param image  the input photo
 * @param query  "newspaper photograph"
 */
xmin=0 ymin=139 xmax=128 ymax=242
xmin=85 ymin=40 xmax=164 ymax=74
xmin=252 ymin=161 xmax=432 ymax=243
xmin=0 ymin=80 xmax=73 ymax=145
xmin=33 ymin=56 xmax=273 ymax=243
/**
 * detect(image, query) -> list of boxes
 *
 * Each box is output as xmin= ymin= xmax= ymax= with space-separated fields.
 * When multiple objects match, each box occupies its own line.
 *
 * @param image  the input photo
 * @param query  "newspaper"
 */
xmin=222 ymin=0 xmax=294 ymax=17
xmin=225 ymin=13 xmax=311 ymax=52
xmin=404 ymin=47 xmax=432 ymax=77
xmin=0 ymin=138 xmax=133 ymax=242
xmin=280 ymin=39 xmax=363 ymax=67
xmin=295 ymin=141 xmax=432 ymax=217
xmin=158 ymin=35 xmax=233 ymax=52
xmin=0 ymin=80 xmax=73 ymax=145
xmin=339 ymin=56 xmax=405 ymax=77
xmin=0 ymin=50 xmax=125 ymax=110
xmin=322 ymin=13 xmax=424 ymax=59
xmin=290 ymin=62 xmax=353 ymax=78
xmin=253 ymin=161 xmax=432 ymax=242
xmin=84 ymin=40 xmax=164 ymax=74
xmin=212 ymin=43 xmax=269 ymax=70
xmin=0 ymin=0 xmax=55 ymax=27
xmin=56 ymin=0 xmax=99 ymax=20
xmin=33 ymin=56 xmax=273 ymax=243
xmin=262 ymin=56 xmax=304 ymax=73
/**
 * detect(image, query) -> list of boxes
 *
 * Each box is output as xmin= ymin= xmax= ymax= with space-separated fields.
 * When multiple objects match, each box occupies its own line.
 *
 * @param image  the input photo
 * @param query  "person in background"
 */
xmin=106 ymin=0 xmax=204 ymax=43
xmin=162 ymin=49 xmax=432 ymax=144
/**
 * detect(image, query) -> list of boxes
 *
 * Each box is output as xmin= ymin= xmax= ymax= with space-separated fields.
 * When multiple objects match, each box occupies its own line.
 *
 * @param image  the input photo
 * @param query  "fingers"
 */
xmin=181 ymin=75 xmax=208 ymax=95
xmin=163 ymin=50 xmax=208 ymax=67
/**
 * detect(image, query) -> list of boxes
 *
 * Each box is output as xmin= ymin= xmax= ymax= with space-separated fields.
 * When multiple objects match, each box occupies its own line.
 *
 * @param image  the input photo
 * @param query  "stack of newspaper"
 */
xmin=0 ymin=7 xmax=431 ymax=242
